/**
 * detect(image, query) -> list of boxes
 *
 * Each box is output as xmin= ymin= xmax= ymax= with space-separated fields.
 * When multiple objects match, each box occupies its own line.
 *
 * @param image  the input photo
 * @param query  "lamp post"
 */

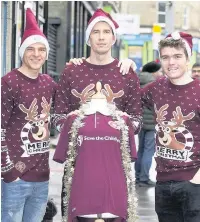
xmin=165 ymin=1 xmax=174 ymax=35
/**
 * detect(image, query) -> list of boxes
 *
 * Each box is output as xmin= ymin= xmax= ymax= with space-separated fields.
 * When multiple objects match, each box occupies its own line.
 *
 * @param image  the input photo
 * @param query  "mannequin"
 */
xmin=53 ymin=81 xmax=137 ymax=222
xmin=81 ymin=82 xmax=113 ymax=116
xmin=79 ymin=83 xmax=119 ymax=222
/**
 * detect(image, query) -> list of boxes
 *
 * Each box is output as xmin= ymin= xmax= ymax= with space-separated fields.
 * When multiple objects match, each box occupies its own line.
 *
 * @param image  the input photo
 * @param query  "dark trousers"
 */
xmin=155 ymin=180 xmax=200 ymax=222
xmin=135 ymin=129 xmax=155 ymax=182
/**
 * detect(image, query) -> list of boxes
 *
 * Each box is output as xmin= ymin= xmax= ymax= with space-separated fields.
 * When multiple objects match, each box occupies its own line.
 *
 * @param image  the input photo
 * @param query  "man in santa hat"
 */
xmin=53 ymin=8 xmax=142 ymax=132
xmin=53 ymin=8 xmax=142 ymax=222
xmin=142 ymin=31 xmax=200 ymax=222
xmin=1 ymin=3 xmax=57 ymax=222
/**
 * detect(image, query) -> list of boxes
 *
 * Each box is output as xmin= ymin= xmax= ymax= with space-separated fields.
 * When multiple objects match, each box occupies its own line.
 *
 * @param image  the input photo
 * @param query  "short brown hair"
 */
xmin=159 ymin=38 xmax=188 ymax=59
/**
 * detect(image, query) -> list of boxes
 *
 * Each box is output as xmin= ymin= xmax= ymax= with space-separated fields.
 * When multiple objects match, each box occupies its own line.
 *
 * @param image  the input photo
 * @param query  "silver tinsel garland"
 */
xmin=62 ymin=104 xmax=138 ymax=222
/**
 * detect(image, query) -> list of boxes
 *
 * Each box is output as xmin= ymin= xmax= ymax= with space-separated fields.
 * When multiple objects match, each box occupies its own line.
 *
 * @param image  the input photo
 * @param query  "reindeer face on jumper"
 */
xmin=19 ymin=97 xmax=51 ymax=141
xmin=155 ymin=104 xmax=195 ymax=150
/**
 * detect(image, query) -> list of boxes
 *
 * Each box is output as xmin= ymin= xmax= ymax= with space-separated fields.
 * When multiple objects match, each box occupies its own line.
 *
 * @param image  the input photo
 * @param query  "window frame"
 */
xmin=157 ymin=1 xmax=166 ymax=28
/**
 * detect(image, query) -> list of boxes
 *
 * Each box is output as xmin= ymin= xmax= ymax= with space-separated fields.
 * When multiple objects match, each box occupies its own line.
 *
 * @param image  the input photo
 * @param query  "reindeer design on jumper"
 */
xmin=71 ymin=82 xmax=124 ymax=103
xmin=19 ymin=97 xmax=51 ymax=157
xmin=155 ymin=104 xmax=195 ymax=161
xmin=71 ymin=82 xmax=125 ymax=130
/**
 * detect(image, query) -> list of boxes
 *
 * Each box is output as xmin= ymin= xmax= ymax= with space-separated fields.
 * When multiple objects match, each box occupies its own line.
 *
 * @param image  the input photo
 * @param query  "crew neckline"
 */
xmin=83 ymin=58 xmax=118 ymax=69
xmin=14 ymin=68 xmax=40 ymax=82
xmin=167 ymin=78 xmax=198 ymax=90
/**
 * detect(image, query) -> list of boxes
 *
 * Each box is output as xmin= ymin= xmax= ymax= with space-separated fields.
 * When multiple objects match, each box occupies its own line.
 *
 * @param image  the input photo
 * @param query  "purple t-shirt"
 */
xmin=142 ymin=77 xmax=200 ymax=182
xmin=53 ymin=113 xmax=137 ymax=220
xmin=1 ymin=69 xmax=57 ymax=182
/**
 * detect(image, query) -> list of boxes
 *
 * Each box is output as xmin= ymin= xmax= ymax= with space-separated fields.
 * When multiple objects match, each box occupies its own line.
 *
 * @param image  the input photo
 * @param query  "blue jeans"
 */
xmin=155 ymin=181 xmax=200 ymax=222
xmin=1 ymin=179 xmax=49 ymax=222
xmin=135 ymin=129 xmax=155 ymax=182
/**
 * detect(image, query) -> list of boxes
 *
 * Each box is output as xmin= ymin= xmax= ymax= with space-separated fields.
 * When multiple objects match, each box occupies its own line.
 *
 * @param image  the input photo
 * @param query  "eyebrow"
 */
xmin=92 ymin=29 xmax=111 ymax=32
xmin=27 ymin=46 xmax=46 ymax=49
xmin=161 ymin=53 xmax=183 ymax=57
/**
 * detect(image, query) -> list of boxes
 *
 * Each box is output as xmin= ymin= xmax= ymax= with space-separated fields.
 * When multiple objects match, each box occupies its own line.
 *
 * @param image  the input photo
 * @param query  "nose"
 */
xmin=168 ymin=57 xmax=175 ymax=64
xmin=33 ymin=49 xmax=39 ymax=57
xmin=159 ymin=131 xmax=164 ymax=138
xmin=99 ymin=32 xmax=104 ymax=40
xmin=31 ymin=126 xmax=39 ymax=134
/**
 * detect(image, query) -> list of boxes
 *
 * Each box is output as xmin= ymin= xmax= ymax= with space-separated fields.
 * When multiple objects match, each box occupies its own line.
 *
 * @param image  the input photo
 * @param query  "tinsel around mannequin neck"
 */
xmin=61 ymin=104 xmax=138 ymax=222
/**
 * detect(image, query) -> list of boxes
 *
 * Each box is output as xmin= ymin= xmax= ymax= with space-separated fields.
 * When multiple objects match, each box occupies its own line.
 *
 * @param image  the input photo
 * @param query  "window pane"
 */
xmin=158 ymin=14 xmax=165 ymax=23
xmin=159 ymin=3 xmax=166 ymax=12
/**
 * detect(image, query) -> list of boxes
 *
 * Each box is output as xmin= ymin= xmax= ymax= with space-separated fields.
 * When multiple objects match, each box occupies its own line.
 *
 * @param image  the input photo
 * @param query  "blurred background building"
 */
xmin=118 ymin=1 xmax=200 ymax=71
xmin=1 ymin=1 xmax=200 ymax=76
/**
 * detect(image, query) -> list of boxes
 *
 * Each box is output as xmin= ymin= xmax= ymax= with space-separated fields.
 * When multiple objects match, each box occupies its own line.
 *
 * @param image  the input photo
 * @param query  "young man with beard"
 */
xmin=142 ymin=32 xmax=200 ymax=222
xmin=53 ymin=8 xmax=142 ymax=222
xmin=1 ymin=5 xmax=57 ymax=222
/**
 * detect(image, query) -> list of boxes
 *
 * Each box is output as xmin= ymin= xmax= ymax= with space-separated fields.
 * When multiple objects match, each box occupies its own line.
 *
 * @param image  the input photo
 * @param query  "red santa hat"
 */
xmin=19 ymin=2 xmax=50 ymax=60
xmin=165 ymin=31 xmax=193 ymax=58
xmin=86 ymin=8 xmax=119 ymax=46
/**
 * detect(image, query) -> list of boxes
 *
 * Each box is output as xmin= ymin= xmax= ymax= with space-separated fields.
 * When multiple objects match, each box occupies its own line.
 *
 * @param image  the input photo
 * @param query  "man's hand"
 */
xmin=66 ymin=57 xmax=85 ymax=66
xmin=116 ymin=110 xmax=130 ymax=117
xmin=190 ymin=168 xmax=200 ymax=184
xmin=66 ymin=110 xmax=81 ymax=117
xmin=117 ymin=59 xmax=137 ymax=75
xmin=66 ymin=58 xmax=137 ymax=76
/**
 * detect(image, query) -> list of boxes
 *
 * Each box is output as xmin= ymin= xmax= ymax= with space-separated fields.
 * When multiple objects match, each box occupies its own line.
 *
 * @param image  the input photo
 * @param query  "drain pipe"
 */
xmin=2 ymin=1 xmax=8 ymax=76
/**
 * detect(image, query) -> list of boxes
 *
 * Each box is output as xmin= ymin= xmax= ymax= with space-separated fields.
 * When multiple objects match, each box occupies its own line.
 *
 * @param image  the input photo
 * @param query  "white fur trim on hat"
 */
xmin=19 ymin=35 xmax=50 ymax=60
xmin=86 ymin=16 xmax=116 ymax=46
xmin=181 ymin=39 xmax=191 ymax=58
xmin=166 ymin=32 xmax=191 ymax=58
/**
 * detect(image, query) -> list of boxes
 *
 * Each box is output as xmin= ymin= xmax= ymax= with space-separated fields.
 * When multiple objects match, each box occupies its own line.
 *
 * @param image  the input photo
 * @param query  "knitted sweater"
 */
xmin=142 ymin=77 xmax=200 ymax=182
xmin=1 ymin=69 xmax=57 ymax=182
xmin=53 ymin=59 xmax=142 ymax=133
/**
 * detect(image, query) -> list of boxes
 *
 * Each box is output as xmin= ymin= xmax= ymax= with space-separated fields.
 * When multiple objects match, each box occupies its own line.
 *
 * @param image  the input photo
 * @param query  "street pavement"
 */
xmin=49 ymin=136 xmax=158 ymax=222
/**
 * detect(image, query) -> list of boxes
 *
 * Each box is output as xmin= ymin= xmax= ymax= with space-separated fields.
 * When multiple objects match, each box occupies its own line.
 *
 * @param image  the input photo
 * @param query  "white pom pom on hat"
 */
xmin=171 ymin=31 xmax=180 ymax=40
xmin=24 ymin=2 xmax=33 ymax=10
xmin=165 ymin=31 xmax=193 ymax=58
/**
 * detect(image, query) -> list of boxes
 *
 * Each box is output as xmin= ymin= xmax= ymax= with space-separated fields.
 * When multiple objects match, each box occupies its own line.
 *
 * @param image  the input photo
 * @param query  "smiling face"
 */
xmin=160 ymin=47 xmax=189 ymax=82
xmin=22 ymin=42 xmax=47 ymax=71
xmin=89 ymin=21 xmax=115 ymax=55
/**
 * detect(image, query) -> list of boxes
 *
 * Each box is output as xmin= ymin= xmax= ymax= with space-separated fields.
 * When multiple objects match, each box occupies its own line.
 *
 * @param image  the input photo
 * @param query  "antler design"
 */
xmin=41 ymin=97 xmax=51 ymax=113
xmin=41 ymin=97 xmax=51 ymax=120
xmin=155 ymin=104 xmax=169 ymax=127
xmin=101 ymin=84 xmax=124 ymax=103
xmin=171 ymin=106 xmax=195 ymax=128
xmin=19 ymin=98 xmax=38 ymax=121
xmin=71 ymin=84 xmax=95 ymax=103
